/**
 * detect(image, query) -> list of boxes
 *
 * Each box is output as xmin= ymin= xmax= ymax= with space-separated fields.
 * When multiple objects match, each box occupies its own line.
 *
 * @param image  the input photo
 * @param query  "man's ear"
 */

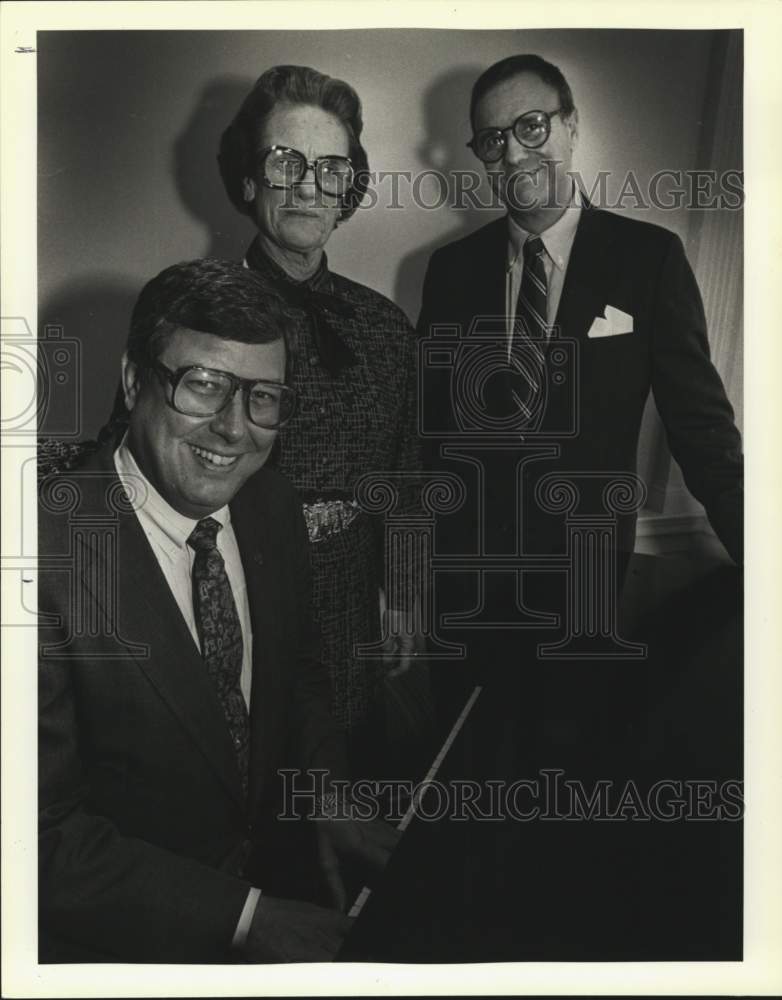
xmin=242 ymin=177 xmax=257 ymax=202
xmin=121 ymin=353 xmax=141 ymax=412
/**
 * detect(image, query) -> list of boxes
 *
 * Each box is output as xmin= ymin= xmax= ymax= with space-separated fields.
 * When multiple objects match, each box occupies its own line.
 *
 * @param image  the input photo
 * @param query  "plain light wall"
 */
xmin=38 ymin=28 xmax=732 ymax=439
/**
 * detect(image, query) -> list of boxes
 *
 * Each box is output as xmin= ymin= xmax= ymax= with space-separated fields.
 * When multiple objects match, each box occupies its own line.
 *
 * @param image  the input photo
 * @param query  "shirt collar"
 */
xmin=113 ymin=434 xmax=229 ymax=557
xmin=507 ymin=183 xmax=583 ymax=271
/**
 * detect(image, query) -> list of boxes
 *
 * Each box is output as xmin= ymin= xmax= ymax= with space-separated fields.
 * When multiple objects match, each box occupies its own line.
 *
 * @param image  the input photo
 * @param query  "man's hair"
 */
xmin=470 ymin=54 xmax=576 ymax=130
xmin=97 ymin=259 xmax=293 ymax=449
xmin=218 ymin=64 xmax=370 ymax=222
xmin=126 ymin=258 xmax=294 ymax=373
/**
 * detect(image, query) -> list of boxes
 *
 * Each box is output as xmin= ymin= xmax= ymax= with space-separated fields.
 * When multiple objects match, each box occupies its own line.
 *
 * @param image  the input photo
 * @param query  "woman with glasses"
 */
xmin=217 ymin=65 xmax=423 ymax=776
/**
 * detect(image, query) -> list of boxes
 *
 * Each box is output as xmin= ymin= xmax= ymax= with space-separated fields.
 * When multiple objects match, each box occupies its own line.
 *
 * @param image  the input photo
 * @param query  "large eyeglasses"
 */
xmin=149 ymin=361 xmax=296 ymax=429
xmin=468 ymin=109 xmax=564 ymax=163
xmin=258 ymin=145 xmax=355 ymax=196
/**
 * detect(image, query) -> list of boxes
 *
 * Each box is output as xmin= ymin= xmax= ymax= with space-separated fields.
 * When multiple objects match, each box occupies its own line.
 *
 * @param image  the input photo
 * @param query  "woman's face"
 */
xmin=247 ymin=103 xmax=350 ymax=257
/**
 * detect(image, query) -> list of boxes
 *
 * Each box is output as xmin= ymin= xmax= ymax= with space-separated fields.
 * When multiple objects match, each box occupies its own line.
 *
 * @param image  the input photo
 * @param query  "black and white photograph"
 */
xmin=1 ymin=2 xmax=780 ymax=996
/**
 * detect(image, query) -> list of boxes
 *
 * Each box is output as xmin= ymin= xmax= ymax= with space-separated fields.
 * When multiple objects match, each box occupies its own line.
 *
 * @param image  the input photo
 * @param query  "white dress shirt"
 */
xmin=114 ymin=436 xmax=253 ymax=708
xmin=113 ymin=436 xmax=260 ymax=947
xmin=505 ymin=183 xmax=583 ymax=356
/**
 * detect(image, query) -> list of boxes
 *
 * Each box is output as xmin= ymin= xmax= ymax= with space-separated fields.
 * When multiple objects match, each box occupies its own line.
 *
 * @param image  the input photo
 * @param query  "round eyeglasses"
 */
xmin=468 ymin=109 xmax=564 ymax=163
xmin=258 ymin=145 xmax=355 ymax=196
xmin=149 ymin=361 xmax=296 ymax=429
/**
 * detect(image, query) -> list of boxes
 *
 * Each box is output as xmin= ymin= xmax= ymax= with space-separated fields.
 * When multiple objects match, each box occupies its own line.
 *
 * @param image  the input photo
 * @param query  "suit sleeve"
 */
xmin=650 ymin=233 xmax=743 ymax=564
xmin=38 ymin=575 xmax=251 ymax=963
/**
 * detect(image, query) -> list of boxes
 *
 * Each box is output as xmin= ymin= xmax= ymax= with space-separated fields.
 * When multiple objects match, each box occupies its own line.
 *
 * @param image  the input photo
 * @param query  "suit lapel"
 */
xmin=469 ymin=218 xmax=507 ymax=323
xmin=467 ymin=211 xmax=620 ymax=349
xmin=554 ymin=204 xmax=620 ymax=342
xmin=464 ymin=210 xmax=619 ymax=338
xmin=76 ymin=450 xmax=247 ymax=808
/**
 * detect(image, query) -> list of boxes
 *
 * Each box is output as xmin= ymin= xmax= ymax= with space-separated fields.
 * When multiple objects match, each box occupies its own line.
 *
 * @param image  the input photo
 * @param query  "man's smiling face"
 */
xmin=473 ymin=71 xmax=578 ymax=225
xmin=122 ymin=328 xmax=285 ymax=518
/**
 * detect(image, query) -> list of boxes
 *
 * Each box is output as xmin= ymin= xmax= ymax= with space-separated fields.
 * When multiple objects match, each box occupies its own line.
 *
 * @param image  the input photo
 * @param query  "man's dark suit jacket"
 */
xmin=417 ymin=204 xmax=743 ymax=567
xmin=412 ymin=207 xmax=744 ymax=957
xmin=38 ymin=446 xmax=347 ymax=963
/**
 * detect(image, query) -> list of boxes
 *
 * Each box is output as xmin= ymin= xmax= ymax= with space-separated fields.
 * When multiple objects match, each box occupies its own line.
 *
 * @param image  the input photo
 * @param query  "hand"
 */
xmin=316 ymin=816 xmax=402 ymax=911
xmin=243 ymin=893 xmax=352 ymax=963
xmin=382 ymin=608 xmax=426 ymax=678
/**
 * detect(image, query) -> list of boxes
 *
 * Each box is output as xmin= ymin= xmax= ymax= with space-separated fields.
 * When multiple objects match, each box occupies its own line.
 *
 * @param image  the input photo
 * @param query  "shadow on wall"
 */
xmin=173 ymin=75 xmax=259 ymax=260
xmin=394 ymin=65 xmax=501 ymax=324
xmin=38 ymin=77 xmax=262 ymax=444
xmin=37 ymin=66 xmax=501 ymax=444
xmin=38 ymin=274 xmax=139 ymax=442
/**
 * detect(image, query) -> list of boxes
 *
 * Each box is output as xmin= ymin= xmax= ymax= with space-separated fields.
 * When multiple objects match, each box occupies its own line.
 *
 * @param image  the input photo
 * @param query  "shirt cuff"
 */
xmin=231 ymin=886 xmax=261 ymax=952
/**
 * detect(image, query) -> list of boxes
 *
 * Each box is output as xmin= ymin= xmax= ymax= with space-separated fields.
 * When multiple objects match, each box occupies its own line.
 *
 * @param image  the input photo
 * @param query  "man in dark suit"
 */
xmin=407 ymin=55 xmax=744 ymax=959
xmin=38 ymin=259 xmax=393 ymax=963
xmin=417 ymin=54 xmax=743 ymax=703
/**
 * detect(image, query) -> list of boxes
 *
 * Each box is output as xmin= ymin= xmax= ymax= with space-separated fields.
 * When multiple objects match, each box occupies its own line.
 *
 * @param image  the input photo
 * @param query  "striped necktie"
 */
xmin=510 ymin=234 xmax=549 ymax=422
xmin=188 ymin=517 xmax=249 ymax=796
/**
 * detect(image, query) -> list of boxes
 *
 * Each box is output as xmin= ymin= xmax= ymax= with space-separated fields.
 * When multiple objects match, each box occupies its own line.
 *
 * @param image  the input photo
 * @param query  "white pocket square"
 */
xmin=587 ymin=305 xmax=634 ymax=339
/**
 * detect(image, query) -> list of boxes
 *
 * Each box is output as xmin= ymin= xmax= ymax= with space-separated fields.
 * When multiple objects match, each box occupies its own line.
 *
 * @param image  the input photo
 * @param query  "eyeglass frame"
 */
xmin=147 ymin=359 xmax=297 ymax=429
xmin=257 ymin=144 xmax=355 ymax=194
xmin=467 ymin=108 xmax=565 ymax=162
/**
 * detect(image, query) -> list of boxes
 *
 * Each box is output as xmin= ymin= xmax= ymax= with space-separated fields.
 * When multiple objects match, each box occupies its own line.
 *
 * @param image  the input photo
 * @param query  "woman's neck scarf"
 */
xmin=245 ymin=237 xmax=358 ymax=375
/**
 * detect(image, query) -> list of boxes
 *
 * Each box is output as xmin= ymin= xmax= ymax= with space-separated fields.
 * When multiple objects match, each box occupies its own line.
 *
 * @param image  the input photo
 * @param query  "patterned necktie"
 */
xmin=510 ymin=234 xmax=549 ymax=422
xmin=188 ymin=517 xmax=249 ymax=796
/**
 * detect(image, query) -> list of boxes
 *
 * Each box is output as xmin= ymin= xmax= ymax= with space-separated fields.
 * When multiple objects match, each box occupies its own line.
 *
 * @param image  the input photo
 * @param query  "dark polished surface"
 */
xmin=341 ymin=552 xmax=742 ymax=962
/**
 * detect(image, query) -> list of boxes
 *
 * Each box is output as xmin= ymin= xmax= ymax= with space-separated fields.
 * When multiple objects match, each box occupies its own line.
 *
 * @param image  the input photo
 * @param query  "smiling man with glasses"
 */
xmin=468 ymin=79 xmax=576 ymax=234
xmin=418 ymin=52 xmax=743 ymax=747
xmin=413 ymin=49 xmax=744 ymax=961
xmin=38 ymin=258 xmax=396 ymax=963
